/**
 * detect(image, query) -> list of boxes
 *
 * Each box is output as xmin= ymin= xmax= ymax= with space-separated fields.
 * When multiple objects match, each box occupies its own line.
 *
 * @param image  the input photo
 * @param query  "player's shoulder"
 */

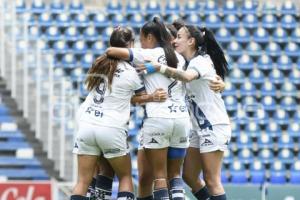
xmin=190 ymin=54 xmax=211 ymax=66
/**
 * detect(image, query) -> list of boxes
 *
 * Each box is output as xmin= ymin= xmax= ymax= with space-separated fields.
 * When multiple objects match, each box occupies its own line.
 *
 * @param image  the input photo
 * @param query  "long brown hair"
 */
xmin=85 ymin=27 xmax=134 ymax=91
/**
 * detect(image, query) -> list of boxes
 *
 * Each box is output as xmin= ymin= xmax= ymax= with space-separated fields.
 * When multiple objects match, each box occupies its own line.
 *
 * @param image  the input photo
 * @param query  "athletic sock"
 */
xmin=117 ymin=191 xmax=135 ymax=200
xmin=70 ymin=195 xmax=89 ymax=200
xmin=95 ymin=175 xmax=113 ymax=200
xmin=169 ymin=178 xmax=185 ymax=200
xmin=193 ymin=186 xmax=210 ymax=200
xmin=209 ymin=193 xmax=226 ymax=200
xmin=86 ymin=177 xmax=96 ymax=199
xmin=137 ymin=195 xmax=153 ymax=200
xmin=153 ymin=188 xmax=170 ymax=200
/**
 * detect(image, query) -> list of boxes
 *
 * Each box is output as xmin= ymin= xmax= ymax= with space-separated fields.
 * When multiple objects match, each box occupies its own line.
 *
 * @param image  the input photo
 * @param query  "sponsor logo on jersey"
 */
xmin=180 ymin=137 xmax=187 ymax=143
xmin=201 ymin=139 xmax=213 ymax=146
xmin=149 ymin=138 xmax=159 ymax=144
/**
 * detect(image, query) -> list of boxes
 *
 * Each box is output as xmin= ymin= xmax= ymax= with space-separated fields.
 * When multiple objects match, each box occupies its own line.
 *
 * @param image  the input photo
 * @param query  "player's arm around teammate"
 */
xmin=142 ymin=26 xmax=231 ymax=200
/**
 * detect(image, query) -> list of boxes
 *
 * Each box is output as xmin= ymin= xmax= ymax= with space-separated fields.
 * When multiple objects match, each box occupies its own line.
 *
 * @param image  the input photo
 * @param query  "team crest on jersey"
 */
xmin=157 ymin=55 xmax=167 ymax=65
xmin=114 ymin=68 xmax=125 ymax=77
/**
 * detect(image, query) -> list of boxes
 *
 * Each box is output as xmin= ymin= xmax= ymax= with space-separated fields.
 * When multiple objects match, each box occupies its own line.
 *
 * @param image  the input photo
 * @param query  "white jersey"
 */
xmin=77 ymin=61 xmax=144 ymax=130
xmin=186 ymin=54 xmax=230 ymax=129
xmin=129 ymin=47 xmax=189 ymax=118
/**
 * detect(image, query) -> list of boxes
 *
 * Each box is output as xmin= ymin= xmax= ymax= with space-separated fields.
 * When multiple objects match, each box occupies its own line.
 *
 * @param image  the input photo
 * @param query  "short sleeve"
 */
xmin=188 ymin=56 xmax=212 ymax=77
xmin=129 ymin=69 xmax=145 ymax=93
xmin=129 ymin=48 xmax=154 ymax=64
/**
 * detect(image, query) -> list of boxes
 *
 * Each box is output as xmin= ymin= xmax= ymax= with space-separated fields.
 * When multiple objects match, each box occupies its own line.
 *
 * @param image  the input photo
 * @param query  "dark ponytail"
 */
xmin=141 ymin=17 xmax=178 ymax=68
xmin=185 ymin=26 xmax=228 ymax=79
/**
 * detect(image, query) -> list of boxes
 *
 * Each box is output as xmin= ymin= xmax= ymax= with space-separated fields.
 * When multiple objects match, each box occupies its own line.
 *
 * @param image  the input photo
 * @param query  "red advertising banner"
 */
xmin=0 ymin=181 xmax=52 ymax=200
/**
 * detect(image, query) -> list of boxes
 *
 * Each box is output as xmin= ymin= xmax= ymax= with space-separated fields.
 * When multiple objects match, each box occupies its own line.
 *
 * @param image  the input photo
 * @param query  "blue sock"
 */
xmin=210 ymin=194 xmax=226 ymax=200
xmin=117 ymin=191 xmax=135 ymax=200
xmin=95 ymin=175 xmax=113 ymax=200
xmin=70 ymin=195 xmax=89 ymax=200
xmin=137 ymin=195 xmax=153 ymax=200
xmin=86 ymin=177 xmax=96 ymax=199
xmin=153 ymin=188 xmax=170 ymax=200
xmin=169 ymin=178 xmax=185 ymax=200
xmin=194 ymin=186 xmax=210 ymax=200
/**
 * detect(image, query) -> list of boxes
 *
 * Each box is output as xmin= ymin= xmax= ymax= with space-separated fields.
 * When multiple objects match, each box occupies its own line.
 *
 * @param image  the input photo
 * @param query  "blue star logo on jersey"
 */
xmin=168 ymin=104 xmax=177 ymax=113
xmin=114 ymin=68 xmax=124 ymax=77
xmin=149 ymin=138 xmax=159 ymax=144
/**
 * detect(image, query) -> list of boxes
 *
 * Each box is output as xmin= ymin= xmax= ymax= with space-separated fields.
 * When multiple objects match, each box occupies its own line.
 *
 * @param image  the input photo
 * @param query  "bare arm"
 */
xmin=131 ymin=88 xmax=167 ymax=105
xmin=162 ymin=65 xmax=199 ymax=82
xmin=106 ymin=47 xmax=130 ymax=60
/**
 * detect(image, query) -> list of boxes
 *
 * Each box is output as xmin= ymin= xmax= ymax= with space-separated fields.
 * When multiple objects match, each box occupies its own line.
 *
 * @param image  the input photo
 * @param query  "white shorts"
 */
xmin=72 ymin=122 xmax=129 ymax=159
xmin=189 ymin=124 xmax=231 ymax=153
xmin=139 ymin=117 xmax=190 ymax=149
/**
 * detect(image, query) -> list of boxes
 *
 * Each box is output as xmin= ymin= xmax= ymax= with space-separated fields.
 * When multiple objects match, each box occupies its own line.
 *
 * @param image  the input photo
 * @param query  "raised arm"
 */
xmin=106 ymin=47 xmax=131 ymax=60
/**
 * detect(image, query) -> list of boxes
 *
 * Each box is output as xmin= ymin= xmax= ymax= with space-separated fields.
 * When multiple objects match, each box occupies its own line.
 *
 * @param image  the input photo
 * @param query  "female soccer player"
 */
xmin=142 ymin=26 xmax=231 ymax=200
xmin=106 ymin=17 xmax=190 ymax=200
xmin=71 ymin=27 xmax=167 ymax=200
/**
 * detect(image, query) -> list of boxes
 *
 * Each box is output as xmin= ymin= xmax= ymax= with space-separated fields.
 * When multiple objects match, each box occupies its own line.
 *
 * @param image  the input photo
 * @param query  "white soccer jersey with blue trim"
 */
xmin=186 ymin=54 xmax=230 ymax=129
xmin=129 ymin=47 xmax=189 ymax=118
xmin=77 ymin=61 xmax=144 ymax=130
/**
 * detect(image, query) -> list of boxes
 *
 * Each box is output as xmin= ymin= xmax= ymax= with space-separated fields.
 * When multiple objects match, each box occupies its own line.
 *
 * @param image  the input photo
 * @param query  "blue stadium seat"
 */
xmin=249 ymin=160 xmax=265 ymax=184
xmin=53 ymin=40 xmax=71 ymax=54
xmin=280 ymin=97 xmax=297 ymax=113
xmin=186 ymin=14 xmax=201 ymax=25
xmin=54 ymin=68 xmax=66 ymax=78
xmin=223 ymin=150 xmax=233 ymax=165
xmin=261 ymin=14 xmax=278 ymax=30
xmin=268 ymin=68 xmax=284 ymax=85
xmin=249 ymin=160 xmax=265 ymax=172
xmin=241 ymin=0 xmax=258 ymax=15
xmin=38 ymin=13 xmax=53 ymax=27
xmin=285 ymin=42 xmax=299 ymax=58
xmin=265 ymin=42 xmax=282 ymax=57
xmin=223 ymin=0 xmax=239 ymax=15
xmin=240 ymin=81 xmax=256 ymax=96
xmin=230 ymin=160 xmax=246 ymax=171
xmin=257 ymin=148 xmax=274 ymax=164
xmin=0 ymin=156 xmax=41 ymax=168
xmin=277 ymin=55 xmax=293 ymax=73
xmin=145 ymin=0 xmax=161 ymax=15
xmin=102 ymin=27 xmax=114 ymax=42
xmin=129 ymin=14 xmax=145 ymax=29
xmin=242 ymin=14 xmax=259 ymax=29
xmin=273 ymin=109 xmax=289 ymax=126
xmin=257 ymin=55 xmax=273 ymax=73
xmin=0 ymin=141 xmax=30 ymax=151
xmin=81 ymin=53 xmax=94 ymax=69
xmin=73 ymin=13 xmax=89 ymax=28
xmin=257 ymin=133 xmax=272 ymax=148
xmin=290 ymin=161 xmax=300 ymax=184
xmin=205 ymin=14 xmax=222 ymax=30
xmin=237 ymin=55 xmax=254 ymax=72
xmin=280 ymin=0 xmax=298 ymax=15
xmin=166 ymin=14 xmax=181 ymax=24
xmin=291 ymin=27 xmax=300 ymax=43
xmin=83 ymin=26 xmax=99 ymax=42
xmin=203 ymin=0 xmax=219 ymax=15
xmin=281 ymin=14 xmax=297 ymax=30
xmin=224 ymin=14 xmax=240 ymax=30
xmin=106 ymin=0 xmax=122 ymax=14
xmin=265 ymin=121 xmax=281 ymax=138
xmin=287 ymin=122 xmax=300 ymax=139
xmin=246 ymin=42 xmax=263 ymax=58
xmin=216 ymin=28 xmax=232 ymax=44
xmin=234 ymin=27 xmax=251 ymax=44
xmin=60 ymin=53 xmax=77 ymax=69
xmin=50 ymin=1 xmax=65 ymax=14
xmin=238 ymin=148 xmax=254 ymax=163
xmin=65 ymin=26 xmax=81 ymax=41
xmin=229 ymin=67 xmax=245 ymax=85
xmin=270 ymin=171 xmax=287 ymax=184
xmin=261 ymin=96 xmax=277 ymax=113
xmin=0 ymin=169 xmax=48 ymax=180
xmin=227 ymin=41 xmax=243 ymax=57
xmin=93 ymin=13 xmax=110 ymax=28
xmin=91 ymin=41 xmax=105 ymax=54
xmin=184 ymin=1 xmax=201 ymax=14
xmin=165 ymin=0 xmax=181 ymax=14
xmin=68 ymin=0 xmax=84 ymax=14
xmin=222 ymin=81 xmax=237 ymax=97
xmin=253 ymin=27 xmax=269 ymax=44
xmin=262 ymin=2 xmax=277 ymax=14
xmin=0 ymin=106 xmax=9 ymax=116
xmin=79 ymin=82 xmax=89 ymax=97
xmin=231 ymin=171 xmax=248 ymax=183
xmin=224 ymin=96 xmax=238 ymax=113
xmin=30 ymin=0 xmax=46 ymax=14
xmin=56 ymin=13 xmax=71 ymax=28
xmin=244 ymin=121 xmax=261 ymax=139
xmin=280 ymin=82 xmax=297 ymax=97
xmin=272 ymin=27 xmax=289 ymax=44
xmin=249 ymin=68 xmax=265 ymax=86
xmin=111 ymin=14 xmax=126 ymax=26
xmin=126 ymin=1 xmax=141 ymax=15
xmin=73 ymin=40 xmax=88 ymax=55
xmin=297 ymin=58 xmax=300 ymax=71
xmin=270 ymin=160 xmax=286 ymax=172
xmin=0 ymin=131 xmax=24 ymax=142
xmin=277 ymin=135 xmax=294 ymax=149
xmin=16 ymin=0 xmax=27 ymax=13
xmin=261 ymin=81 xmax=277 ymax=97
xmin=236 ymin=133 xmax=252 ymax=148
